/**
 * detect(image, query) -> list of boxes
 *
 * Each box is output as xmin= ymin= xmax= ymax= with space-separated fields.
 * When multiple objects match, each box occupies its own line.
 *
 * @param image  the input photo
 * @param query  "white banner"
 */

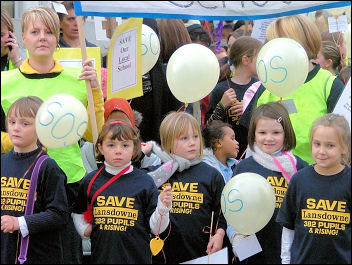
xmin=74 ymin=1 xmax=350 ymax=20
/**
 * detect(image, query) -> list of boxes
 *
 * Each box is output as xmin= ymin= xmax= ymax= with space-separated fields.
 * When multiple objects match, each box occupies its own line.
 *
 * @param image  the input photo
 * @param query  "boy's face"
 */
xmin=7 ymin=114 xmax=38 ymax=153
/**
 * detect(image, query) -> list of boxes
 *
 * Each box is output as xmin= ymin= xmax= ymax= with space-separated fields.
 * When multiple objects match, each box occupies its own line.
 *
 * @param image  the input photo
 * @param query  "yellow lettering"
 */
xmin=125 ymin=197 xmax=134 ymax=208
xmin=97 ymin=196 xmax=105 ymax=206
xmin=266 ymin=176 xmax=275 ymax=186
xmin=306 ymin=198 xmax=316 ymax=209
xmin=172 ymin=182 xmax=180 ymax=191
xmin=337 ymin=201 xmax=346 ymax=212
xmin=189 ymin=183 xmax=198 ymax=192
xmin=179 ymin=182 xmax=189 ymax=191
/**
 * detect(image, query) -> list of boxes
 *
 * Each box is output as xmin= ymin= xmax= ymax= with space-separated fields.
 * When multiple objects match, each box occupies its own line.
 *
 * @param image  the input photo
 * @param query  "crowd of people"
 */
xmin=1 ymin=2 xmax=351 ymax=264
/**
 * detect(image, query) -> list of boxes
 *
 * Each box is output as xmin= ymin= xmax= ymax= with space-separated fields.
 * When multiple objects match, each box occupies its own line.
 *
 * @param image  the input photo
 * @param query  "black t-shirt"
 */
xmin=205 ymin=77 xmax=258 ymax=159
xmin=73 ymin=167 xmax=159 ymax=263
xmin=1 ymin=147 xmax=69 ymax=264
xmin=276 ymin=165 xmax=351 ymax=264
xmin=233 ymin=155 xmax=307 ymax=264
xmin=152 ymin=162 xmax=227 ymax=264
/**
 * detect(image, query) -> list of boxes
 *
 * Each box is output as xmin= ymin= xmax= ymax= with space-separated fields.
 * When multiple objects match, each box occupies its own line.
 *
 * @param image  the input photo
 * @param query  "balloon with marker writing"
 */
xmin=256 ymin=38 xmax=309 ymax=98
xmin=141 ymin=24 xmax=160 ymax=75
xmin=221 ymin=172 xmax=276 ymax=235
xmin=35 ymin=94 xmax=88 ymax=149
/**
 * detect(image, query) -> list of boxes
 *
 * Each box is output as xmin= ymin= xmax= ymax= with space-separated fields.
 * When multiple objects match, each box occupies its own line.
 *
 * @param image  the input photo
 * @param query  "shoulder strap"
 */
xmin=18 ymin=155 xmax=49 ymax=264
xmin=324 ymin=75 xmax=333 ymax=102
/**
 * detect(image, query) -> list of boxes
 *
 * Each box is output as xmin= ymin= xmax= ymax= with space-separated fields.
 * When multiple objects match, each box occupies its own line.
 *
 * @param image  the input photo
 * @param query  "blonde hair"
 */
xmin=310 ymin=113 xmax=351 ymax=166
xmin=320 ymin=41 xmax=342 ymax=72
xmin=266 ymin=15 xmax=321 ymax=60
xmin=160 ymin=111 xmax=203 ymax=158
xmin=22 ymin=6 xmax=60 ymax=46
xmin=1 ymin=8 xmax=14 ymax=32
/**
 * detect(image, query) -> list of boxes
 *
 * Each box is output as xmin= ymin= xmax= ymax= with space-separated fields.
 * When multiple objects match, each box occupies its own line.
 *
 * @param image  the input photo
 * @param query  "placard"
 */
xmin=53 ymin=47 xmax=101 ymax=86
xmin=107 ymin=18 xmax=142 ymax=100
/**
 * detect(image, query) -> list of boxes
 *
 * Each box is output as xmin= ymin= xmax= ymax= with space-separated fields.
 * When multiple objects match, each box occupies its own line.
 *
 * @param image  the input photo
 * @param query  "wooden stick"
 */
xmin=77 ymin=16 xmax=99 ymax=145
xmin=208 ymin=211 xmax=214 ymax=264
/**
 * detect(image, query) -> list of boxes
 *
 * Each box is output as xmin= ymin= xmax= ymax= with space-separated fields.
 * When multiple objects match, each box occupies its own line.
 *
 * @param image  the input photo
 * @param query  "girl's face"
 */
xmin=173 ymin=125 xmax=200 ymax=161
xmin=255 ymin=117 xmax=285 ymax=154
xmin=218 ymin=126 xmax=239 ymax=159
xmin=311 ymin=126 xmax=346 ymax=174
xmin=7 ymin=114 xmax=38 ymax=153
xmin=98 ymin=131 xmax=135 ymax=168
xmin=316 ymin=51 xmax=331 ymax=70
xmin=22 ymin=18 xmax=57 ymax=60
xmin=248 ymin=54 xmax=258 ymax=77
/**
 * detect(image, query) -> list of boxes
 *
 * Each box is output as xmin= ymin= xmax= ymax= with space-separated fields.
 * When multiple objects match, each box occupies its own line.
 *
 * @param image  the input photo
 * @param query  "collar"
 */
xmin=104 ymin=161 xmax=133 ymax=175
xmin=218 ymin=158 xmax=237 ymax=170
xmin=19 ymin=58 xmax=64 ymax=74
xmin=305 ymin=63 xmax=320 ymax=83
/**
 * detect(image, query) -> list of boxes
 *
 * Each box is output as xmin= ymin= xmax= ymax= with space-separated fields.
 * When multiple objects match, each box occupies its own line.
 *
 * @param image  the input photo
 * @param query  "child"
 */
xmin=72 ymin=120 xmax=172 ymax=263
xmin=232 ymin=102 xmax=308 ymax=263
xmin=205 ymin=36 xmax=263 ymax=160
xmin=1 ymin=96 xmax=69 ymax=264
xmin=202 ymin=120 xmax=239 ymax=184
xmin=80 ymin=97 xmax=160 ymax=173
xmin=147 ymin=111 xmax=227 ymax=264
xmin=202 ymin=120 xmax=240 ymax=263
xmin=276 ymin=113 xmax=351 ymax=264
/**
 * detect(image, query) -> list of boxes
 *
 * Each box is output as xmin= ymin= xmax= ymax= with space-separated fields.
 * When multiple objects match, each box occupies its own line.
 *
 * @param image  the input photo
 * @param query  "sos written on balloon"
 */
xmin=166 ymin=43 xmax=220 ymax=103
xmin=35 ymin=94 xmax=88 ymax=149
xmin=141 ymin=24 xmax=160 ymax=75
xmin=256 ymin=38 xmax=309 ymax=98
xmin=221 ymin=172 xmax=276 ymax=235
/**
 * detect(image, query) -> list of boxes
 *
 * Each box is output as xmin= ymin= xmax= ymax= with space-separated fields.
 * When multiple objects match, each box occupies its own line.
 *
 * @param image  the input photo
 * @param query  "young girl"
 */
xmin=202 ymin=120 xmax=239 ymax=184
xmin=205 ymin=36 xmax=263 ymax=160
xmin=72 ymin=120 xmax=172 ymax=264
xmin=202 ymin=120 xmax=240 ymax=263
xmin=1 ymin=96 xmax=69 ymax=264
xmin=277 ymin=113 xmax=351 ymax=264
xmin=147 ymin=111 xmax=227 ymax=264
xmin=233 ymin=102 xmax=308 ymax=263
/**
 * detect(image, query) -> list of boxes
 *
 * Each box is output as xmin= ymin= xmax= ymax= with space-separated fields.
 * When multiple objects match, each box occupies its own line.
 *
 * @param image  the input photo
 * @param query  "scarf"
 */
xmin=251 ymin=143 xmax=297 ymax=183
xmin=148 ymin=141 xmax=202 ymax=187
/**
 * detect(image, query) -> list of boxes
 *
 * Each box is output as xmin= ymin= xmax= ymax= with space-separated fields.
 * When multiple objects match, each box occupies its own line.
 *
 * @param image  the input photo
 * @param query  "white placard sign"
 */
xmin=333 ymin=78 xmax=351 ymax=128
xmin=251 ymin=18 xmax=275 ymax=43
xmin=181 ymin=247 xmax=228 ymax=264
xmin=328 ymin=15 xmax=348 ymax=33
xmin=111 ymin=28 xmax=137 ymax=93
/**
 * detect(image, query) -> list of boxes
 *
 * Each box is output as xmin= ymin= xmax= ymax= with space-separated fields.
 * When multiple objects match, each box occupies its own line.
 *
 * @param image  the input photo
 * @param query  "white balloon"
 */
xmin=221 ymin=172 xmax=276 ymax=235
xmin=141 ymin=24 xmax=160 ymax=75
xmin=256 ymin=38 xmax=309 ymax=98
xmin=35 ymin=94 xmax=88 ymax=149
xmin=166 ymin=43 xmax=220 ymax=103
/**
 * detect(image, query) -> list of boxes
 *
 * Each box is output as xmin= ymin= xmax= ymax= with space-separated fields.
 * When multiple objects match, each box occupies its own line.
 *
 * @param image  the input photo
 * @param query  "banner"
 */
xmin=74 ymin=1 xmax=350 ymax=20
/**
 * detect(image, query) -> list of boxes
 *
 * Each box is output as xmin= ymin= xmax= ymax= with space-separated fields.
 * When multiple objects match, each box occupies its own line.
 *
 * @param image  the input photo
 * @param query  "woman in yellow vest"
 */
xmin=241 ymin=15 xmax=345 ymax=165
xmin=1 ymin=6 xmax=104 ymax=263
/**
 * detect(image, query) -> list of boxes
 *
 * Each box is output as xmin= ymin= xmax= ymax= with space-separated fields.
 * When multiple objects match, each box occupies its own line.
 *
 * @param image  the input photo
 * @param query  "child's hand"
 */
xmin=230 ymin=100 xmax=243 ymax=116
xmin=160 ymin=185 xmax=172 ymax=208
xmin=84 ymin=224 xmax=92 ymax=238
xmin=141 ymin=141 xmax=153 ymax=157
xmin=220 ymin=88 xmax=237 ymax=108
xmin=1 ymin=215 xmax=19 ymax=233
xmin=206 ymin=229 xmax=225 ymax=254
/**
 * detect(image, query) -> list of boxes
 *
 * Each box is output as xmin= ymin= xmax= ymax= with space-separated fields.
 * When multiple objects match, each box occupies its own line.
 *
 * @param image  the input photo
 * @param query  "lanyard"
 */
xmin=84 ymin=165 xmax=130 ymax=223
xmin=271 ymin=151 xmax=297 ymax=182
